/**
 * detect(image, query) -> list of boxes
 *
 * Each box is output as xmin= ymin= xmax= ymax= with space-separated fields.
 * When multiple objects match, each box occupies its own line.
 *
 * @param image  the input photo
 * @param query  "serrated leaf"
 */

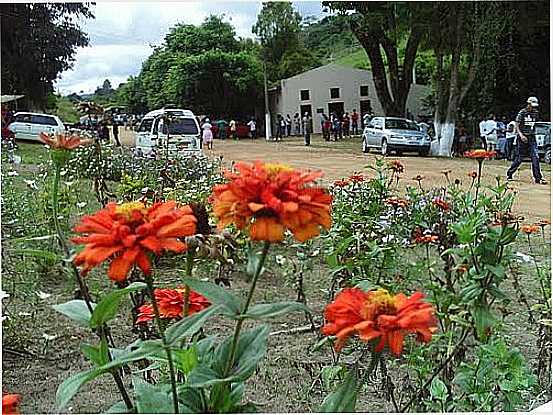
xmin=53 ymin=300 xmax=95 ymax=327
xmin=90 ymin=282 xmax=146 ymax=329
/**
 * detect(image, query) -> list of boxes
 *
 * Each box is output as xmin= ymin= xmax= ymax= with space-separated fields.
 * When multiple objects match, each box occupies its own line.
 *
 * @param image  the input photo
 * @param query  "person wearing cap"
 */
xmin=507 ymin=97 xmax=547 ymax=184
xmin=201 ymin=117 xmax=213 ymax=150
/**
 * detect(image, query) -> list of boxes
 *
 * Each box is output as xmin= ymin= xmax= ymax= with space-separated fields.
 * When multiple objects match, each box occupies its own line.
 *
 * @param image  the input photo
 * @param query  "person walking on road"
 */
xmin=302 ymin=112 xmax=313 ymax=146
xmin=112 ymin=121 xmax=121 ymax=147
xmin=247 ymin=117 xmax=257 ymax=139
xmin=507 ymin=97 xmax=547 ymax=184
xmin=229 ymin=119 xmax=237 ymax=140
xmin=202 ymin=118 xmax=214 ymax=150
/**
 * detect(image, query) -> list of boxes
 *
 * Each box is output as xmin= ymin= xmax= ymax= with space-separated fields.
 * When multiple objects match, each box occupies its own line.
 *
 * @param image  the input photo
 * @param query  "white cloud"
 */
xmin=55 ymin=1 xmax=323 ymax=94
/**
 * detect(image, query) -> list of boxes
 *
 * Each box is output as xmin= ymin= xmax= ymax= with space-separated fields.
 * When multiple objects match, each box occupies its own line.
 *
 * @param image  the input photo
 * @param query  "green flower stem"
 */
xmin=527 ymin=236 xmax=551 ymax=313
xmin=183 ymin=250 xmax=195 ymax=316
xmin=51 ymin=158 xmax=134 ymax=411
xmin=145 ymin=274 xmax=180 ymax=414
xmin=224 ymin=241 xmax=271 ymax=377
xmin=474 ymin=160 xmax=483 ymax=205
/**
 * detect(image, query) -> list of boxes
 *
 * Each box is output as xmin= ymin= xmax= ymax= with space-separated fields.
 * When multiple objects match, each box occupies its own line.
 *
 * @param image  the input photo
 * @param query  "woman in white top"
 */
xmin=202 ymin=118 xmax=213 ymax=150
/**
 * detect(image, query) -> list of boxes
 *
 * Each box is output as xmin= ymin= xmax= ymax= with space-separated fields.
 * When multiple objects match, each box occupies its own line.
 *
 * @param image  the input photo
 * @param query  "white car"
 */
xmin=8 ymin=112 xmax=65 ymax=141
xmin=135 ymin=108 xmax=201 ymax=156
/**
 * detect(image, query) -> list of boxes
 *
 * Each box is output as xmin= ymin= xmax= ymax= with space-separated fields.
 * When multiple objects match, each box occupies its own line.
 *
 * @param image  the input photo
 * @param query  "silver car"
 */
xmin=8 ymin=112 xmax=65 ymax=141
xmin=362 ymin=116 xmax=431 ymax=156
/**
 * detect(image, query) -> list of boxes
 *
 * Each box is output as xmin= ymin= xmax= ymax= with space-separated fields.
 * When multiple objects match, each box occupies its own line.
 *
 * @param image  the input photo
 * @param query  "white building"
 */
xmin=269 ymin=63 xmax=431 ymax=134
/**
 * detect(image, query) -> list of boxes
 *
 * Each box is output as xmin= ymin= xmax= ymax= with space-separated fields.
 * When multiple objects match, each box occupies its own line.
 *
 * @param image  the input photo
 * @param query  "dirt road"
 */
xmin=120 ymin=130 xmax=550 ymax=220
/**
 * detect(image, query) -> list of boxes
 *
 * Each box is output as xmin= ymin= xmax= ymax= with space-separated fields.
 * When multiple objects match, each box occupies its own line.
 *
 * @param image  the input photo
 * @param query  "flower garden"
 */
xmin=1 ymin=136 xmax=551 ymax=413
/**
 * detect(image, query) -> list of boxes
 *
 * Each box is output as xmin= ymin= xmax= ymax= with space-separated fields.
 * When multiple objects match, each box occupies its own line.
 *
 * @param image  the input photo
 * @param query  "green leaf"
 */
xmin=320 ymin=369 xmax=358 ymax=412
xmin=243 ymin=301 xmax=310 ymax=320
xmin=471 ymin=304 xmax=496 ymax=339
xmin=246 ymin=247 xmax=265 ymax=279
xmin=133 ymin=377 xmax=174 ymax=414
xmin=430 ymin=377 xmax=448 ymax=401
xmin=174 ymin=346 xmax=198 ymax=375
xmin=181 ymin=278 xmax=241 ymax=315
xmin=106 ymin=401 xmax=130 ymax=413
xmin=53 ymin=300 xmax=95 ymax=327
xmin=186 ymin=365 xmax=234 ymax=388
xmin=165 ymin=304 xmax=225 ymax=346
xmin=90 ymin=282 xmax=147 ymax=329
xmin=80 ymin=338 xmax=109 ymax=366
xmin=56 ymin=368 xmax=104 ymax=410
xmin=12 ymin=248 xmax=60 ymax=261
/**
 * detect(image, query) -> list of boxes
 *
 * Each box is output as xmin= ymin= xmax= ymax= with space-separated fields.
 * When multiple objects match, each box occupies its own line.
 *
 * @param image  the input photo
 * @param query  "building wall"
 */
xmin=271 ymin=64 xmax=430 ymax=134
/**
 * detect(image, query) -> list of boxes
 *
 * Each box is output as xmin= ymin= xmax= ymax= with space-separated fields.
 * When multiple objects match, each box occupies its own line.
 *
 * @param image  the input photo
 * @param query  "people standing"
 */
xmin=351 ymin=109 xmax=359 ymax=135
xmin=247 ymin=117 xmax=257 ymax=139
xmin=202 ymin=118 xmax=214 ymax=150
xmin=229 ymin=119 xmax=237 ymax=140
xmin=285 ymin=114 xmax=292 ymax=136
xmin=342 ymin=112 xmax=350 ymax=137
xmin=302 ymin=112 xmax=313 ymax=146
xmin=496 ymin=116 xmax=506 ymax=155
xmin=485 ymin=114 xmax=498 ymax=152
xmin=98 ymin=121 xmax=109 ymax=141
xmin=112 ymin=121 xmax=121 ymax=147
xmin=217 ymin=118 xmax=228 ymax=140
xmin=275 ymin=115 xmax=283 ymax=141
xmin=293 ymin=113 xmax=301 ymax=135
xmin=479 ymin=117 xmax=488 ymax=149
xmin=505 ymin=118 xmax=517 ymax=161
xmin=507 ymin=97 xmax=547 ymax=184
xmin=323 ymin=115 xmax=331 ymax=141
xmin=332 ymin=113 xmax=342 ymax=141
xmin=319 ymin=111 xmax=326 ymax=135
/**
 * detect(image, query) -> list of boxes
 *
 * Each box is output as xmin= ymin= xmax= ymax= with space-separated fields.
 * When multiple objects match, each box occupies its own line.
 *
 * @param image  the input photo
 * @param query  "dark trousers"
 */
xmin=507 ymin=139 xmax=542 ymax=182
xmin=351 ymin=122 xmax=358 ymax=135
xmin=505 ymin=137 xmax=514 ymax=160
xmin=304 ymin=131 xmax=311 ymax=146
xmin=113 ymin=133 xmax=121 ymax=146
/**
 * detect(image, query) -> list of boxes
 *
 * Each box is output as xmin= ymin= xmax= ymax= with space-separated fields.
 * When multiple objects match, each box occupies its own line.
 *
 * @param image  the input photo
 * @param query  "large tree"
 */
xmin=0 ymin=3 xmax=94 ymax=108
xmin=325 ymin=1 xmax=430 ymax=117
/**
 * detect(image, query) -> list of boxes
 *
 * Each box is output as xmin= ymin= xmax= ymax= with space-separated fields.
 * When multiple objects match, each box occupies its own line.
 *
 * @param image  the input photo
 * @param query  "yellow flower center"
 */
xmin=115 ymin=201 xmax=146 ymax=219
xmin=362 ymin=289 xmax=397 ymax=320
xmin=264 ymin=163 xmax=293 ymax=175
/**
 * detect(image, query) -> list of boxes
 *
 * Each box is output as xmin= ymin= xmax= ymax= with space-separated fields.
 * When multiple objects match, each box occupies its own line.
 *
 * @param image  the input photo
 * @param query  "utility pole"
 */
xmin=263 ymin=60 xmax=271 ymax=141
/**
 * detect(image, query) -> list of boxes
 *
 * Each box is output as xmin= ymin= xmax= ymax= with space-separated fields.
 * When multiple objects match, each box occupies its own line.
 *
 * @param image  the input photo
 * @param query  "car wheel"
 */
xmin=381 ymin=139 xmax=389 ymax=156
xmin=396 ymin=150 xmax=403 ymax=156
xmin=418 ymin=149 xmax=429 ymax=157
xmin=545 ymin=148 xmax=551 ymax=165
xmin=362 ymin=138 xmax=369 ymax=153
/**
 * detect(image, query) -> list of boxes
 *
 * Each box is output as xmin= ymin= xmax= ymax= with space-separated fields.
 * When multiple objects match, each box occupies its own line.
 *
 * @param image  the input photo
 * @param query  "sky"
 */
xmin=55 ymin=1 xmax=324 ymax=95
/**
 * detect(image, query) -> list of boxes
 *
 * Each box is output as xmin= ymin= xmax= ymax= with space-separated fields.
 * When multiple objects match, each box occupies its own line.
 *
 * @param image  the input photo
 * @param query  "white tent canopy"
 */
xmin=1 ymin=95 xmax=25 ymax=103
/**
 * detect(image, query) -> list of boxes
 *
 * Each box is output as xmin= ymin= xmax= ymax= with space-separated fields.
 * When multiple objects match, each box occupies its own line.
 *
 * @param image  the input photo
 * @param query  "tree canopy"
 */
xmin=0 ymin=3 xmax=94 ymax=109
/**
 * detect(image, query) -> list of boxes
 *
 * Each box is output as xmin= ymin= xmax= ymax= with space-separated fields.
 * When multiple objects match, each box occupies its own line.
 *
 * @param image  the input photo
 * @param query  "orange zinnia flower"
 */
xmin=39 ymin=132 xmax=91 ymax=150
xmin=414 ymin=234 xmax=439 ymax=244
xmin=212 ymin=161 xmax=332 ymax=243
xmin=333 ymin=179 xmax=351 ymax=188
xmin=2 ymin=394 xmax=21 ymax=415
xmin=384 ymin=197 xmax=409 ymax=209
xmin=521 ymin=224 xmax=540 ymax=235
xmin=432 ymin=198 xmax=450 ymax=211
xmin=464 ymin=149 xmax=497 ymax=159
xmin=72 ymin=201 xmax=197 ymax=281
xmin=322 ymin=288 xmax=436 ymax=355
xmin=348 ymin=174 xmax=364 ymax=183
xmin=136 ymin=288 xmax=211 ymax=323
xmin=536 ymin=219 xmax=551 ymax=228
xmin=388 ymin=160 xmax=404 ymax=174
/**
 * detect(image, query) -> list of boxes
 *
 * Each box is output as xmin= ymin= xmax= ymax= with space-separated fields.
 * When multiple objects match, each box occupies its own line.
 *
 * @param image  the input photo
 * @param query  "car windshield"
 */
xmin=138 ymin=118 xmax=154 ymax=133
xmin=162 ymin=118 xmax=199 ymax=135
xmin=385 ymin=119 xmax=419 ymax=131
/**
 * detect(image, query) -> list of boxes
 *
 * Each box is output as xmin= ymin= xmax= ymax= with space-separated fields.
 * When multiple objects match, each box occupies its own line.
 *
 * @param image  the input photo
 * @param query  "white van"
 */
xmin=134 ymin=108 xmax=201 ymax=156
xmin=8 ymin=112 xmax=65 ymax=141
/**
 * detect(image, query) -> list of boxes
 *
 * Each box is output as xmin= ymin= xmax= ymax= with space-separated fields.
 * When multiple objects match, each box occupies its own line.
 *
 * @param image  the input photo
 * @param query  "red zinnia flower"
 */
xmin=72 ymin=201 xmax=197 ymax=281
xmin=348 ymin=174 xmax=364 ymax=183
xmin=432 ymin=198 xmax=450 ymax=211
xmin=212 ymin=161 xmax=332 ymax=243
xmin=2 ymin=394 xmax=21 ymax=415
xmin=39 ymin=132 xmax=91 ymax=150
xmin=414 ymin=234 xmax=439 ymax=244
xmin=464 ymin=149 xmax=497 ymax=159
xmin=333 ymin=179 xmax=351 ymax=188
xmin=322 ymin=288 xmax=436 ymax=355
xmin=384 ymin=197 xmax=409 ymax=209
xmin=388 ymin=160 xmax=404 ymax=174
xmin=136 ymin=288 xmax=211 ymax=323
xmin=521 ymin=224 xmax=540 ymax=235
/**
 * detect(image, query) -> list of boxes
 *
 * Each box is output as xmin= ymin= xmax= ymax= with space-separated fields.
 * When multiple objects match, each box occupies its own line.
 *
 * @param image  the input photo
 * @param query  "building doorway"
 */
xmin=328 ymin=102 xmax=344 ymax=118
xmin=300 ymin=104 xmax=312 ymax=118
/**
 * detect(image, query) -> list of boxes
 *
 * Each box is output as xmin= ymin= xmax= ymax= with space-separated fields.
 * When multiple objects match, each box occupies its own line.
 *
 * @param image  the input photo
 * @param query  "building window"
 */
xmin=330 ymin=87 xmax=340 ymax=99
xmin=360 ymin=85 xmax=369 ymax=97
xmin=300 ymin=89 xmax=310 ymax=101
